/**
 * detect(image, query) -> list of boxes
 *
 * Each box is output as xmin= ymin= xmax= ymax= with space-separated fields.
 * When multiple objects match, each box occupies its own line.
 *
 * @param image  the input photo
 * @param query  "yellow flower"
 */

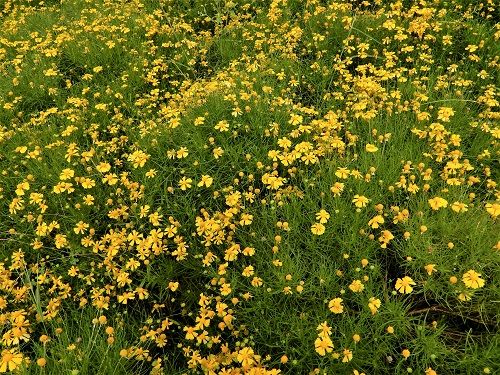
xmin=178 ymin=177 xmax=193 ymax=190
xmin=330 ymin=182 xmax=345 ymax=196
xmin=342 ymin=348 xmax=353 ymax=362
xmin=237 ymin=347 xmax=255 ymax=367
xmin=127 ymin=150 xmax=150 ymax=168
xmin=485 ymin=203 xmax=499 ymax=218
xmin=36 ymin=357 xmax=47 ymax=367
xmin=316 ymin=209 xmax=330 ymax=224
xmin=194 ymin=116 xmax=205 ymax=126
xmin=368 ymin=215 xmax=384 ymax=228
xmin=59 ymin=168 xmax=75 ymax=180
xmin=289 ymin=113 xmax=303 ymax=125
xmin=314 ymin=335 xmax=333 ymax=356
xmin=335 ymin=167 xmax=350 ymax=179
xmin=311 ymin=222 xmax=325 ymax=235
xmin=352 ymin=195 xmax=369 ymax=208
xmin=437 ymin=106 xmax=454 ymax=122
xmin=424 ymin=264 xmax=437 ymax=275
xmin=15 ymin=181 xmax=29 ymax=196
xmin=43 ymin=68 xmax=58 ymax=76
xmin=0 ymin=349 xmax=23 ymax=373
xmin=395 ymin=276 xmax=416 ymax=294
xmin=365 ymin=143 xmax=379 ymax=152
xmin=316 ymin=321 xmax=332 ymax=337
xmin=225 ymin=191 xmax=241 ymax=206
xmin=117 ymin=292 xmax=135 ymax=304
xmin=239 ymin=213 xmax=253 ymax=226
xmin=462 ymin=270 xmax=485 ymax=289
xmin=378 ymin=230 xmax=394 ymax=248
xmin=80 ymin=178 xmax=95 ymax=189
xmin=402 ymin=349 xmax=410 ymax=359
xmin=220 ymin=283 xmax=231 ymax=296
xmin=428 ymin=196 xmax=448 ymax=210
xmin=451 ymin=201 xmax=468 ymax=213
xmin=368 ymin=297 xmax=381 ymax=314
xmin=242 ymin=266 xmax=254 ymax=277
xmin=213 ymin=147 xmax=224 ymax=159
xmin=328 ymin=298 xmax=344 ymax=314
xmin=197 ymin=175 xmax=213 ymax=187
xmin=349 ymin=279 xmax=364 ymax=293
xmin=215 ymin=120 xmax=229 ymax=132
xmin=54 ymin=234 xmax=68 ymax=249
xmin=458 ymin=292 xmax=472 ymax=301
xmin=176 ymin=147 xmax=189 ymax=158
xmin=73 ymin=221 xmax=89 ymax=234
xmin=96 ymin=162 xmax=111 ymax=173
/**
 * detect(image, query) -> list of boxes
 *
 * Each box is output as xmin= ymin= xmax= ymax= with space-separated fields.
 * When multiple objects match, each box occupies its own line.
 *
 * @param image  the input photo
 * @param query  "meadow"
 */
xmin=0 ymin=0 xmax=499 ymax=374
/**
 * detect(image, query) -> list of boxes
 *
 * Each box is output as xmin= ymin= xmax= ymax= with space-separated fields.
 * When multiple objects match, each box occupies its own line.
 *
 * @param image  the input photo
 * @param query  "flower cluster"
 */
xmin=0 ymin=0 xmax=498 ymax=374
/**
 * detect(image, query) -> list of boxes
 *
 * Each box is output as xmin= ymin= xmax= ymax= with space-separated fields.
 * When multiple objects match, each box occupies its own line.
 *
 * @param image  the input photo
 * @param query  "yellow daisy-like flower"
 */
xmin=236 ymin=347 xmax=255 ymax=367
xmin=0 ymin=349 xmax=23 ymax=373
xmin=349 ymin=279 xmax=364 ymax=293
xmin=127 ymin=150 xmax=150 ymax=168
xmin=368 ymin=297 xmax=381 ymax=315
xmin=462 ymin=270 xmax=485 ymax=289
xmin=316 ymin=209 xmax=330 ymax=224
xmin=365 ymin=143 xmax=379 ymax=152
xmin=178 ymin=177 xmax=193 ymax=190
xmin=368 ymin=214 xmax=384 ymax=229
xmin=314 ymin=335 xmax=333 ymax=356
xmin=316 ymin=321 xmax=332 ymax=337
xmin=485 ymin=203 xmax=499 ymax=218
xmin=330 ymin=182 xmax=345 ymax=196
xmin=96 ymin=162 xmax=111 ymax=173
xmin=352 ymin=195 xmax=369 ymax=208
xmin=328 ymin=297 xmax=344 ymax=314
xmin=428 ymin=196 xmax=448 ymax=210
xmin=342 ymin=348 xmax=353 ymax=362
xmin=395 ymin=276 xmax=416 ymax=294
xmin=59 ymin=168 xmax=75 ymax=180
xmin=197 ymin=174 xmax=213 ymax=187
xmin=335 ymin=167 xmax=350 ymax=179
xmin=311 ymin=222 xmax=325 ymax=235
xmin=437 ymin=106 xmax=454 ymax=122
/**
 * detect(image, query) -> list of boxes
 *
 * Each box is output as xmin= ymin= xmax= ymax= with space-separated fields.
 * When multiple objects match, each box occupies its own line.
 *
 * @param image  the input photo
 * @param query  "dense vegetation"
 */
xmin=0 ymin=0 xmax=499 ymax=374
